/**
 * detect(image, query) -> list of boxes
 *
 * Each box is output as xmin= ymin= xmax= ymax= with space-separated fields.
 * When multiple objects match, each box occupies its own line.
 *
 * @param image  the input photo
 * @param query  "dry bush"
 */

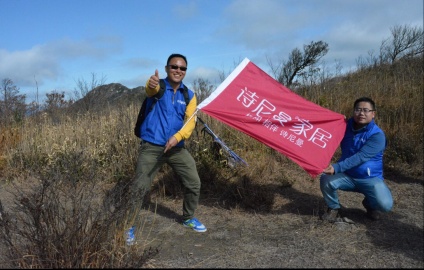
xmin=0 ymin=126 xmax=21 ymax=153
xmin=0 ymin=104 xmax=160 ymax=268
xmin=0 ymin=126 xmax=22 ymax=174
xmin=6 ymin=103 xmax=140 ymax=181
xmin=0 ymin=55 xmax=422 ymax=268
xmin=0 ymin=166 xmax=158 ymax=268
xmin=0 ymin=141 xmax=159 ymax=268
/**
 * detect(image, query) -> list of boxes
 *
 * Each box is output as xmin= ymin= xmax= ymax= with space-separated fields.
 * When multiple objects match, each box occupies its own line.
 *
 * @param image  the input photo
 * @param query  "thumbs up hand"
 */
xmin=148 ymin=69 xmax=160 ymax=89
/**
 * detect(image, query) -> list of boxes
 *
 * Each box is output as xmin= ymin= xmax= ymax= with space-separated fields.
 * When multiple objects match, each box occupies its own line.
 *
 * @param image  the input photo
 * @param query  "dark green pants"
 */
xmin=132 ymin=141 xmax=201 ymax=220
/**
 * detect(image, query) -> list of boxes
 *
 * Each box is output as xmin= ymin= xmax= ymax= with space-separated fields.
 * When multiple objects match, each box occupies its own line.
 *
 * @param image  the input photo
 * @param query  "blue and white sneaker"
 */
xmin=183 ymin=217 xmax=207 ymax=232
xmin=125 ymin=226 xmax=135 ymax=246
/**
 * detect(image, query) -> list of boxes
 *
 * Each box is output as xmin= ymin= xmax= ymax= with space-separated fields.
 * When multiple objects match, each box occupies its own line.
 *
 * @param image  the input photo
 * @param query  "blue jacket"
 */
xmin=333 ymin=118 xmax=386 ymax=179
xmin=141 ymin=79 xmax=195 ymax=147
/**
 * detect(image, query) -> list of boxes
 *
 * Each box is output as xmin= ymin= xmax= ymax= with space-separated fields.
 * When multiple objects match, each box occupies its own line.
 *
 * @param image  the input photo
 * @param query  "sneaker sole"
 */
xmin=183 ymin=224 xmax=207 ymax=232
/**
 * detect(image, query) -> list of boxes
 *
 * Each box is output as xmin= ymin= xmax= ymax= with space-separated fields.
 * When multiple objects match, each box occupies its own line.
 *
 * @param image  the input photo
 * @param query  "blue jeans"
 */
xmin=320 ymin=173 xmax=393 ymax=212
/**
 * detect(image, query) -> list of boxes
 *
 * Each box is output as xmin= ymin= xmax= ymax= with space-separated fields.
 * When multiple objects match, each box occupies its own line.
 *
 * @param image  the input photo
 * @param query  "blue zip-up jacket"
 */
xmin=141 ymin=78 xmax=195 ymax=147
xmin=332 ymin=118 xmax=386 ymax=179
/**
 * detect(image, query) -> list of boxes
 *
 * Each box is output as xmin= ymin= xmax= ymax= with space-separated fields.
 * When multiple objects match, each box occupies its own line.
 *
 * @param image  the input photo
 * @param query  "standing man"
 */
xmin=127 ymin=54 xmax=206 ymax=244
xmin=320 ymin=97 xmax=393 ymax=222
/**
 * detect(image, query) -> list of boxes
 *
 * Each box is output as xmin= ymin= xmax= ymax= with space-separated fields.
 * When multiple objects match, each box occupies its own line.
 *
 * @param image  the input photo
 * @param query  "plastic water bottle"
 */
xmin=126 ymin=226 xmax=135 ymax=246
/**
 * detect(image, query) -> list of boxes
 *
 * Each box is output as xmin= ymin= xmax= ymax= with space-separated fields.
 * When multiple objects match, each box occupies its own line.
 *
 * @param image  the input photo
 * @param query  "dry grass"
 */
xmin=301 ymin=57 xmax=423 ymax=171
xmin=0 ymin=56 xmax=422 ymax=268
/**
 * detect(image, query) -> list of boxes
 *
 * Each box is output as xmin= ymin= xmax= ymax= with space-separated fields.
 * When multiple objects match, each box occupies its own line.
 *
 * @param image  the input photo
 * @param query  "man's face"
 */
xmin=165 ymin=57 xmax=187 ymax=85
xmin=353 ymin=101 xmax=375 ymax=127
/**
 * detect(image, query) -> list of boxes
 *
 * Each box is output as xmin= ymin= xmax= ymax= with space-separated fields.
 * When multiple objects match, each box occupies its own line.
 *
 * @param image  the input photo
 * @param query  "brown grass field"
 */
xmin=0 ymin=56 xmax=422 ymax=268
xmin=1 ymin=159 xmax=422 ymax=268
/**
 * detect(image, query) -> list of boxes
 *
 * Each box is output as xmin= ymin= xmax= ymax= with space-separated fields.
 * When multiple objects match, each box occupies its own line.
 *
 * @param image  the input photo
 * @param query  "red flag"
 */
xmin=197 ymin=58 xmax=347 ymax=178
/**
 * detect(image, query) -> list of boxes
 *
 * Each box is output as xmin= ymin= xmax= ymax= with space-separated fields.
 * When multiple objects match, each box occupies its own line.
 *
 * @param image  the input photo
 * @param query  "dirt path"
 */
xmin=134 ymin=175 xmax=423 ymax=268
xmin=1 ymin=174 xmax=423 ymax=268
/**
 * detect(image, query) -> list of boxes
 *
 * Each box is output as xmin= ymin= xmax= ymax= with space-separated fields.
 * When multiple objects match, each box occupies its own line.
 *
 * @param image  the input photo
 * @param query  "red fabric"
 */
xmin=198 ymin=58 xmax=347 ymax=178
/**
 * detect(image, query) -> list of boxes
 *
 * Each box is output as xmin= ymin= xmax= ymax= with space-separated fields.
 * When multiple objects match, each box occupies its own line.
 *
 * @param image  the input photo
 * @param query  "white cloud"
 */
xmin=123 ymin=57 xmax=161 ymax=69
xmin=0 ymin=36 xmax=122 ymax=88
xmin=1 ymin=0 xmax=422 ymax=103
xmin=0 ymin=47 xmax=60 ymax=86
xmin=173 ymin=1 xmax=199 ymax=20
xmin=215 ymin=0 xmax=423 ymax=71
xmin=186 ymin=66 xmax=221 ymax=86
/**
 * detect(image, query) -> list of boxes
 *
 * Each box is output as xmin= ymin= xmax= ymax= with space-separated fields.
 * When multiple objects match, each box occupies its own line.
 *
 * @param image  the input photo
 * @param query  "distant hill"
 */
xmin=70 ymin=83 xmax=146 ymax=112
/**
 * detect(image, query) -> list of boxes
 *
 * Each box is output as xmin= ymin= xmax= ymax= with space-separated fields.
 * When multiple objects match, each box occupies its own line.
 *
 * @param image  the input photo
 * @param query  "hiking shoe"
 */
xmin=125 ymin=226 xmax=135 ymax=246
xmin=362 ymin=199 xmax=381 ymax=220
xmin=183 ymin=217 xmax=207 ymax=232
xmin=321 ymin=208 xmax=339 ymax=223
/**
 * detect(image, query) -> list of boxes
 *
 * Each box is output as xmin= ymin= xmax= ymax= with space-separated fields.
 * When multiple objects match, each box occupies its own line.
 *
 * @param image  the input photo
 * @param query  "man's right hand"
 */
xmin=148 ymin=69 xmax=160 ymax=89
xmin=323 ymin=164 xmax=335 ymax=175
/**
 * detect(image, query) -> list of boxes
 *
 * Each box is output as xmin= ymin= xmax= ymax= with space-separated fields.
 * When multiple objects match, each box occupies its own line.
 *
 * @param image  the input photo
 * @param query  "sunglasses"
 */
xmin=168 ymin=65 xmax=187 ymax=71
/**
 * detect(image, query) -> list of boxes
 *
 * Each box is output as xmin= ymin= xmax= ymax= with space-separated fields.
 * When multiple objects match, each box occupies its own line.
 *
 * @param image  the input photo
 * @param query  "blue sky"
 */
xmin=1 ymin=0 xmax=423 ymax=103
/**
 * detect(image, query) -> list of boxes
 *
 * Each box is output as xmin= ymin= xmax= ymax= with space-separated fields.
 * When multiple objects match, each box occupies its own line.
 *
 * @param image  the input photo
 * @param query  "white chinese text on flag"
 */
xmin=197 ymin=58 xmax=347 ymax=178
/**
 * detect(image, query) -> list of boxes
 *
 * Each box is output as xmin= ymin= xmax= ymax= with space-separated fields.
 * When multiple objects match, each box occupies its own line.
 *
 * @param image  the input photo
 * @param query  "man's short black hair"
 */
xmin=354 ymin=97 xmax=376 ymax=110
xmin=167 ymin=53 xmax=187 ymax=66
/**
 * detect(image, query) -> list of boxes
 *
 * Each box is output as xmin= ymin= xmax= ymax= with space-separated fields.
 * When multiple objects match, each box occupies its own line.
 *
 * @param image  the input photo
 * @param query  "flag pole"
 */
xmin=197 ymin=116 xmax=248 ymax=167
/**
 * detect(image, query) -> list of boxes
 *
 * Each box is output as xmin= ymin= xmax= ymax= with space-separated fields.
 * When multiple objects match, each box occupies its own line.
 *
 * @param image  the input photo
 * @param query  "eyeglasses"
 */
xmin=168 ymin=65 xmax=187 ymax=71
xmin=354 ymin=108 xmax=375 ymax=114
